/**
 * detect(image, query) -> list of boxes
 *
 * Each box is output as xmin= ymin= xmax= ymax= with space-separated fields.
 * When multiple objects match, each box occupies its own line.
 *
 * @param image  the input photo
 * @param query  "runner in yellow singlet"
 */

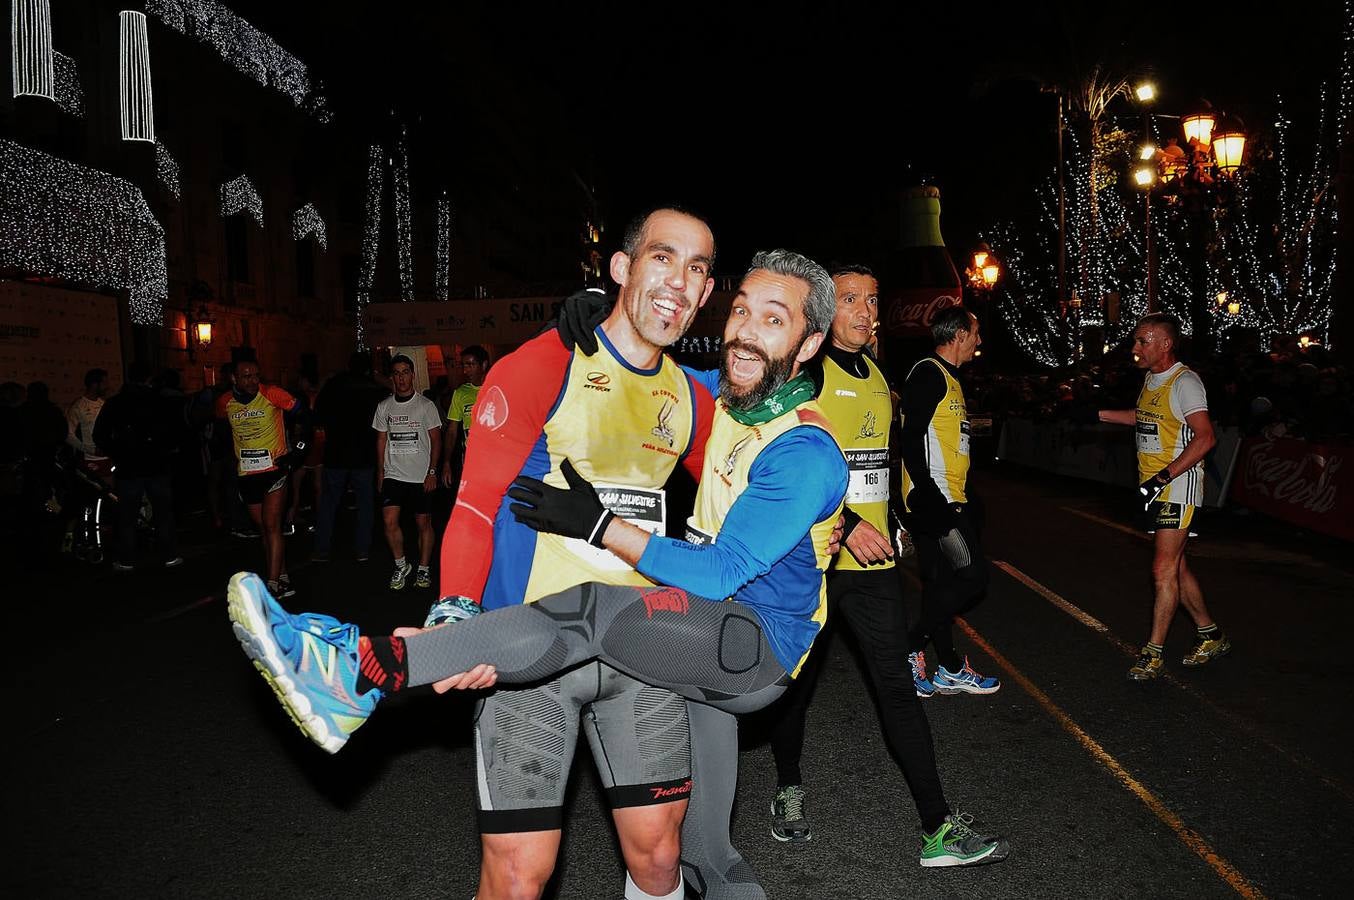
xmin=216 ymin=359 xmax=299 ymax=597
xmin=1097 ymin=313 xmax=1230 ymax=680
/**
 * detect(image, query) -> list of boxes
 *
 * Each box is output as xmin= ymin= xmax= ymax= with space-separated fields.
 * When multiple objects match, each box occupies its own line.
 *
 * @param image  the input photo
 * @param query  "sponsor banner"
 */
xmin=882 ymin=289 xmax=963 ymax=337
xmin=997 ymin=419 xmax=1240 ymax=508
xmin=0 ymin=281 xmax=124 ymax=406
xmin=362 ymin=298 xmax=567 ymax=347
xmin=362 ymin=290 xmax=745 ymax=348
xmin=1230 ymin=437 xmax=1354 ymax=541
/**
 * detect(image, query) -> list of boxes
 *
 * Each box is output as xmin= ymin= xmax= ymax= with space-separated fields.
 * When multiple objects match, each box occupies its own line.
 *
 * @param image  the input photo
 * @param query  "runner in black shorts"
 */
xmin=373 ymin=356 xmax=442 ymax=591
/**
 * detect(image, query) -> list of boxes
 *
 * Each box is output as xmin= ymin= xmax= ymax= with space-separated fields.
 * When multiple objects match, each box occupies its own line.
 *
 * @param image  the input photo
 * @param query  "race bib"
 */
xmin=1136 ymin=421 xmax=1162 ymax=454
xmin=389 ymin=430 xmax=420 ymax=454
xmin=844 ymin=448 xmax=889 ymax=504
xmin=564 ymin=484 xmax=666 ymax=571
xmin=240 ymin=448 xmax=273 ymax=472
xmin=958 ymin=420 xmax=971 ymax=457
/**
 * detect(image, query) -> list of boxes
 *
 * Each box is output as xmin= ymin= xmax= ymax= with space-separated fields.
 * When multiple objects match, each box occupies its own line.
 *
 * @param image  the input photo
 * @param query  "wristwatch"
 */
xmin=427 ymin=467 xmax=438 ymax=476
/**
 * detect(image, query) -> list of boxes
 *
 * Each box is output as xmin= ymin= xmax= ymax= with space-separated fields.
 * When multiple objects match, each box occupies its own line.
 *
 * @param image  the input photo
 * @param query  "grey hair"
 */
xmin=745 ymin=249 xmax=837 ymax=337
xmin=931 ymin=305 xmax=976 ymax=346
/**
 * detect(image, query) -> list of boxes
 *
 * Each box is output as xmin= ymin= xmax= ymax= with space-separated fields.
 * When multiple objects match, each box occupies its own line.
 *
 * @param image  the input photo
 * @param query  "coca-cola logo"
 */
xmin=1240 ymin=441 xmax=1341 ymax=514
xmin=883 ymin=293 xmax=961 ymax=335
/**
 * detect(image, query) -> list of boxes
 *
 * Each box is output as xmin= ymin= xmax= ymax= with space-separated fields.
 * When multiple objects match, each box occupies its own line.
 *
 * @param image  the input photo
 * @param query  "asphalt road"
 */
xmin=8 ymin=463 xmax=1353 ymax=899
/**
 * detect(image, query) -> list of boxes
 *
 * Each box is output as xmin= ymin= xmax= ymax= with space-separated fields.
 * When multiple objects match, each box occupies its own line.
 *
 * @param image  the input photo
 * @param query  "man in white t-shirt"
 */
xmin=373 ymin=355 xmax=443 ymax=591
xmin=1097 ymin=313 xmax=1227 ymax=681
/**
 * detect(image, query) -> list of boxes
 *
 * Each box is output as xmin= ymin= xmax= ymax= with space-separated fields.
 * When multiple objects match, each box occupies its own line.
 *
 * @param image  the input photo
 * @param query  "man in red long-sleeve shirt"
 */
xmin=431 ymin=207 xmax=716 ymax=900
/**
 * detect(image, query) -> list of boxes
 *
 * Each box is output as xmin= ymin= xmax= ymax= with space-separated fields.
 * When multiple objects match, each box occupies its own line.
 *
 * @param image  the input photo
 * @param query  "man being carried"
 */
xmin=765 ymin=266 xmax=1008 ymax=866
xmin=373 ymin=355 xmax=442 ymax=591
xmin=900 ymin=307 xmax=1001 ymax=696
xmin=1096 ymin=313 xmax=1227 ymax=680
xmin=229 ymin=249 xmax=848 ymax=900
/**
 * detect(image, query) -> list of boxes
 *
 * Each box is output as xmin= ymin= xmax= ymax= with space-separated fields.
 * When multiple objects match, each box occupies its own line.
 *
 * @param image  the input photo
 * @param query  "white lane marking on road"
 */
xmin=1060 ymin=506 xmax=1146 ymax=540
xmin=954 ymin=618 xmax=1267 ymax=900
xmin=993 ymin=560 xmax=1113 ymax=635
xmin=991 ymin=560 xmax=1354 ymax=805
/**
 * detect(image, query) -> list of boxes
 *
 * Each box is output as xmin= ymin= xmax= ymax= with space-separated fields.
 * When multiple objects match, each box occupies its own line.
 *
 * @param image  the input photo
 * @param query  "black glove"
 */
xmin=1138 ymin=467 xmax=1172 ymax=509
xmin=840 ymin=506 xmax=865 ymax=542
xmin=508 ymin=458 xmax=615 ymax=547
xmin=556 ymin=289 xmax=613 ymax=356
xmin=903 ymin=487 xmax=959 ymax=538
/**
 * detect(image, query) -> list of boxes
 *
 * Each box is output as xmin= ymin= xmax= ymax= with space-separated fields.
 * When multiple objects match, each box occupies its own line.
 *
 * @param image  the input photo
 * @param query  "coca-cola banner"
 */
xmin=882 ymin=289 xmax=963 ymax=337
xmin=1230 ymin=437 xmax=1354 ymax=541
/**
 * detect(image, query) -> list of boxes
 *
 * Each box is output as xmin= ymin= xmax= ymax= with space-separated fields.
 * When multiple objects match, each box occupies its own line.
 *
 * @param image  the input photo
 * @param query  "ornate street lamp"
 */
xmin=191 ymin=303 xmax=215 ymax=349
xmin=1211 ymin=129 xmax=1247 ymax=174
xmin=1182 ymin=109 xmax=1217 ymax=149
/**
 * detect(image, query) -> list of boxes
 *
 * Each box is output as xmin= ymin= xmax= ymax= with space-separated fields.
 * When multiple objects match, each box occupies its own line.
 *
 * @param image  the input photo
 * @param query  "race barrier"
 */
xmin=996 ymin=419 xmax=1242 ymax=508
xmin=1229 ymin=436 xmax=1354 ymax=542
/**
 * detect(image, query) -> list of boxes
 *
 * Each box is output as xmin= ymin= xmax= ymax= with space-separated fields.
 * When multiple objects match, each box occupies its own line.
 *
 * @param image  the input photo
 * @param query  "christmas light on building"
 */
xmin=154 ymin=139 xmax=181 ymax=199
xmin=0 ymin=139 xmax=167 ymax=325
xmin=53 ymin=51 xmax=84 ymax=117
xmin=393 ymin=130 xmax=414 ymax=301
xmin=436 ymin=192 xmax=452 ymax=301
xmin=11 ymin=0 xmax=54 ymax=101
xmin=354 ymin=143 xmax=385 ymax=349
xmin=119 ymin=10 xmax=155 ymax=142
xmin=292 ymin=202 xmax=327 ymax=251
xmin=145 ymin=0 xmax=328 ymax=119
xmin=219 ymin=173 xmax=263 ymax=226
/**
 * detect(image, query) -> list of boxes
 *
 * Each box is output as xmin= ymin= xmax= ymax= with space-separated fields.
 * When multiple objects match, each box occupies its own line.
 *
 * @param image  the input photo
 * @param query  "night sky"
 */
xmin=238 ymin=0 xmax=1344 ymax=276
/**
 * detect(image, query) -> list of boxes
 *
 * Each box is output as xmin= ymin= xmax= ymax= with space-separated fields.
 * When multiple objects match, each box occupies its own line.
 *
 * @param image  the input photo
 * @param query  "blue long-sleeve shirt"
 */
xmin=637 ymin=367 xmax=847 ymax=672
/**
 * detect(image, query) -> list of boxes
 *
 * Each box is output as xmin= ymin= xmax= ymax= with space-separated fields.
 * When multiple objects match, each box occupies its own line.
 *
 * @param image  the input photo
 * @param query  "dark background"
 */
xmin=233 ymin=0 xmax=1346 ymax=272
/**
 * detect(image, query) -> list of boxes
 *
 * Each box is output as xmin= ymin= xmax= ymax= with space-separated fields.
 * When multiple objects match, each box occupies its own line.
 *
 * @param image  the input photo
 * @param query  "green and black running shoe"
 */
xmin=771 ymin=784 xmax=813 ymax=843
xmin=920 ymin=808 xmax=1009 ymax=867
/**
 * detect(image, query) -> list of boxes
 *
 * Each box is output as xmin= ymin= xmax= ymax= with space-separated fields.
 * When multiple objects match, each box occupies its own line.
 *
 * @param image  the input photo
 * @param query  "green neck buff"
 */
xmin=723 ymin=373 xmax=816 ymax=425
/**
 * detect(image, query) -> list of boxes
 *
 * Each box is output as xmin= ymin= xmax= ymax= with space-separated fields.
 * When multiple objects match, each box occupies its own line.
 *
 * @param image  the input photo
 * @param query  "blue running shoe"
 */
xmin=424 ymin=595 xmax=483 ymax=627
xmin=909 ymin=651 xmax=936 ymax=698
xmin=932 ymin=657 xmax=1001 ymax=695
xmin=227 ymin=571 xmax=380 ymax=753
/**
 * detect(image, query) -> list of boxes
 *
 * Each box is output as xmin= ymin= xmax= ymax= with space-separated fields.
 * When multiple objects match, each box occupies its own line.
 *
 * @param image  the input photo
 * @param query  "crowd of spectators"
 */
xmin=965 ymin=338 xmax=1352 ymax=443
xmin=0 ymin=351 xmax=470 ymax=567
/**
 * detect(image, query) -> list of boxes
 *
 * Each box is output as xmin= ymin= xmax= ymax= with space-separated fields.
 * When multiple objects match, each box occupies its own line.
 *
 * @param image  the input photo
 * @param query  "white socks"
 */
xmin=624 ymin=871 xmax=684 ymax=900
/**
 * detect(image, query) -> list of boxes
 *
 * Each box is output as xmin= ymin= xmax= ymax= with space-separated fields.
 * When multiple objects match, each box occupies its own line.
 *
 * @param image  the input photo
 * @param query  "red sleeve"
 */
xmin=680 ymin=373 xmax=715 ymax=482
xmin=439 ymin=332 xmax=572 ymax=602
xmin=263 ymin=385 xmax=297 ymax=411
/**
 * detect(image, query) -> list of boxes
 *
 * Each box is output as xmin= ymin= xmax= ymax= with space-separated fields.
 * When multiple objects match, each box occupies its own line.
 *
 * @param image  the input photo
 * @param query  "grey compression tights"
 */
xmin=682 ymin=701 xmax=768 ymax=900
xmin=403 ymin=582 xmax=791 ymax=715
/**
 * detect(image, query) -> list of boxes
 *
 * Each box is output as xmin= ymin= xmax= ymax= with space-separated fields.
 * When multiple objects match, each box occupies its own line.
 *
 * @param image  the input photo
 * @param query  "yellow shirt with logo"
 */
xmin=685 ymin=400 xmax=840 ymax=677
xmin=485 ymin=334 xmax=700 ymax=606
xmin=1135 ymin=363 xmax=1205 ymax=506
xmin=216 ymin=385 xmax=294 ymax=477
xmin=901 ymin=357 xmax=969 ymax=508
xmin=815 ymin=354 xmax=894 ymax=571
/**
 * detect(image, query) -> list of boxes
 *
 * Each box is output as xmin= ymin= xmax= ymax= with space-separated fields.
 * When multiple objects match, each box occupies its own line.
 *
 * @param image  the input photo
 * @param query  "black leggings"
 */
xmin=770 ymin=567 xmax=949 ymax=833
xmin=404 ymin=582 xmax=791 ymax=715
xmin=908 ymin=503 xmax=989 ymax=673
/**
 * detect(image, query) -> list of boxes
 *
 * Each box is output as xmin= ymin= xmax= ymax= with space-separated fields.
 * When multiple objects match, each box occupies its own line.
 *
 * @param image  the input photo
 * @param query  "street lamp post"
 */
xmin=966 ymin=244 xmax=1002 ymax=341
xmin=1130 ymin=87 xmax=1245 ymax=323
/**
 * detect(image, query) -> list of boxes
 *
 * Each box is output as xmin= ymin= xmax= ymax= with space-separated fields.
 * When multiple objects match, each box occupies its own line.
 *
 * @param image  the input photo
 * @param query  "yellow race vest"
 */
xmin=1136 ymin=365 xmax=1203 ymax=506
xmin=686 ymin=399 xmax=841 ymax=677
xmin=816 ymin=354 xmax=894 ymax=570
xmin=901 ymin=358 xmax=969 ymax=508
xmin=521 ymin=343 xmax=696 ymax=601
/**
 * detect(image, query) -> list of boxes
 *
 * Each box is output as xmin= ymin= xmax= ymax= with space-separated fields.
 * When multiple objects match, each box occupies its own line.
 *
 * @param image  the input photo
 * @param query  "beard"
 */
xmin=719 ymin=339 xmax=797 ymax=412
